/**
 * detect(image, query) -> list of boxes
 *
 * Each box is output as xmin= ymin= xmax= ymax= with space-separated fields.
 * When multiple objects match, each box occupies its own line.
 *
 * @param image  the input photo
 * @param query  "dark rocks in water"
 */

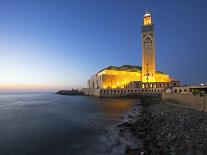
xmin=128 ymin=114 xmax=134 ymax=118
xmin=125 ymin=145 xmax=140 ymax=155
xmin=56 ymin=90 xmax=84 ymax=95
xmin=117 ymin=122 xmax=129 ymax=127
xmin=117 ymin=98 xmax=207 ymax=155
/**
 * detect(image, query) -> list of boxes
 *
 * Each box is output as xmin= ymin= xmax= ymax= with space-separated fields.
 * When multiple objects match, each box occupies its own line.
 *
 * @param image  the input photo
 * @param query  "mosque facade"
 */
xmin=85 ymin=11 xmax=180 ymax=96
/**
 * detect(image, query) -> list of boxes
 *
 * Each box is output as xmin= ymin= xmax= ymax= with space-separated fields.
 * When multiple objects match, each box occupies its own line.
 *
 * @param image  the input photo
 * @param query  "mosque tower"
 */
xmin=141 ymin=10 xmax=156 ymax=82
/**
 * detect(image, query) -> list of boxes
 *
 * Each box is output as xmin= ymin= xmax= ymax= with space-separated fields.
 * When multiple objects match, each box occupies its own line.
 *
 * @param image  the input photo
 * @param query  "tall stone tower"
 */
xmin=141 ymin=10 xmax=156 ymax=82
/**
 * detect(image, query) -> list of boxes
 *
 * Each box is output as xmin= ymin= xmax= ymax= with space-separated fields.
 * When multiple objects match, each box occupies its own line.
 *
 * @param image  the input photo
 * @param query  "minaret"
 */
xmin=141 ymin=10 xmax=156 ymax=83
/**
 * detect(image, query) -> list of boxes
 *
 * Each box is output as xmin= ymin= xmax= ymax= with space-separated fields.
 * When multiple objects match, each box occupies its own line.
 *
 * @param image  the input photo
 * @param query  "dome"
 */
xmin=144 ymin=10 xmax=151 ymax=17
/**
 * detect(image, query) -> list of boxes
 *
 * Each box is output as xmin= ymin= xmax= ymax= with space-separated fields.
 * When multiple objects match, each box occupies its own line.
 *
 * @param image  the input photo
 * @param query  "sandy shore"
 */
xmin=117 ymin=102 xmax=207 ymax=155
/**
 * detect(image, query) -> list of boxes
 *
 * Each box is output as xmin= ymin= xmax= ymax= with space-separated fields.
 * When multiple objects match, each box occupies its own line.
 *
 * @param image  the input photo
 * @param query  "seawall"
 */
xmin=162 ymin=93 xmax=207 ymax=111
xmin=82 ymin=88 xmax=164 ymax=97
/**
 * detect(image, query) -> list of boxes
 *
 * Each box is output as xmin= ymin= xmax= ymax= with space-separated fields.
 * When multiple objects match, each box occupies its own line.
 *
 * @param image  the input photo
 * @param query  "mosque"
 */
xmin=85 ymin=11 xmax=180 ymax=96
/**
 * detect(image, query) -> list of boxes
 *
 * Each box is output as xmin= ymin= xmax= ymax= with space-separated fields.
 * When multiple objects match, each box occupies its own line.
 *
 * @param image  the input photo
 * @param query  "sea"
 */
xmin=0 ymin=92 xmax=139 ymax=155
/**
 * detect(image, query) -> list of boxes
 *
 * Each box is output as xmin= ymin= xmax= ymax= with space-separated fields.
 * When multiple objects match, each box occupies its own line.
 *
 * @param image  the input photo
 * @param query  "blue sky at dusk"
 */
xmin=0 ymin=0 xmax=206 ymax=91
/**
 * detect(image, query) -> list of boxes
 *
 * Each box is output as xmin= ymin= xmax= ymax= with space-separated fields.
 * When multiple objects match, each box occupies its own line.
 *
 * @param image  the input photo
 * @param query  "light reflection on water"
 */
xmin=0 ymin=93 xmax=139 ymax=155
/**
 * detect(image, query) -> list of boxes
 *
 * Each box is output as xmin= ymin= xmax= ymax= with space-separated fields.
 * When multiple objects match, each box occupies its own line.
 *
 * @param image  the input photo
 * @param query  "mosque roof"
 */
xmin=98 ymin=65 xmax=142 ymax=72
xmin=98 ymin=65 xmax=166 ymax=75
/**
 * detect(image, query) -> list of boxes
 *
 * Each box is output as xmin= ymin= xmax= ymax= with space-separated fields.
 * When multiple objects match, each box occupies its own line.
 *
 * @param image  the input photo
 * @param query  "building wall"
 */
xmin=82 ymin=88 xmax=101 ymax=97
xmin=101 ymin=73 xmax=141 ymax=89
xmin=88 ymin=69 xmax=142 ymax=89
xmin=162 ymin=93 xmax=207 ymax=111
xmin=84 ymin=88 xmax=164 ymax=97
xmin=173 ymin=86 xmax=207 ymax=94
xmin=155 ymin=73 xmax=171 ymax=82
xmin=142 ymin=81 xmax=180 ymax=89
xmin=142 ymin=23 xmax=156 ymax=82
xmin=87 ymin=68 xmax=175 ymax=89
xmin=101 ymin=88 xmax=164 ymax=97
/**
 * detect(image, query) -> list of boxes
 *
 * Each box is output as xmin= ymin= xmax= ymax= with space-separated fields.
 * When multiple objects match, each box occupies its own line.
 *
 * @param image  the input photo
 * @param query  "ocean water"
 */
xmin=0 ymin=93 xmax=139 ymax=155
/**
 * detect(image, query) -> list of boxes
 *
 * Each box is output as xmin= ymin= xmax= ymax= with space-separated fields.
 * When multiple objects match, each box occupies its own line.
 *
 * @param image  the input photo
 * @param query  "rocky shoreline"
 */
xmin=117 ymin=101 xmax=207 ymax=155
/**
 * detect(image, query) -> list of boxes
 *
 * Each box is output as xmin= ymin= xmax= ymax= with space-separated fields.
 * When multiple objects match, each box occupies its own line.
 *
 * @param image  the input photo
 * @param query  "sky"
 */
xmin=0 ymin=0 xmax=206 ymax=91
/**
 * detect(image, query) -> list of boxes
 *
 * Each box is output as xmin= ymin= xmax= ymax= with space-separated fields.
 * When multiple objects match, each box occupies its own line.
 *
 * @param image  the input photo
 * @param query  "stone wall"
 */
xmin=83 ymin=88 xmax=164 ymax=97
xmin=162 ymin=93 xmax=207 ymax=111
xmin=82 ymin=88 xmax=101 ymax=97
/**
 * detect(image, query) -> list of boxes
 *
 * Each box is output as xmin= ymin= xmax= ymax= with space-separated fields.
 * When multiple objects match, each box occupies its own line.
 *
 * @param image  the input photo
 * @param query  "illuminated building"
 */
xmin=86 ymin=10 xmax=180 ymax=93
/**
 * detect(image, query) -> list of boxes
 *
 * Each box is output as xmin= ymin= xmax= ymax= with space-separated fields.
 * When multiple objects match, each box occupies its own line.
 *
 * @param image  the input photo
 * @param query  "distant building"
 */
xmin=173 ymin=85 xmax=207 ymax=94
xmin=85 ymin=10 xmax=180 ymax=96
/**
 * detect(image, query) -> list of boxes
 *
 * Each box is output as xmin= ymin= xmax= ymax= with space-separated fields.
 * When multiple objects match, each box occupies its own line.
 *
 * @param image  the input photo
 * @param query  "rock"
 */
xmin=125 ymin=145 xmax=138 ymax=155
xmin=163 ymin=147 xmax=170 ymax=154
xmin=138 ymin=132 xmax=145 ymax=138
xmin=185 ymin=151 xmax=194 ymax=155
xmin=125 ymin=145 xmax=131 ymax=154
xmin=184 ymin=134 xmax=190 ymax=139
xmin=117 ymin=99 xmax=207 ymax=155
xmin=120 ymin=128 xmax=128 ymax=133
xmin=117 ymin=122 xmax=129 ymax=127
xmin=157 ymin=141 xmax=166 ymax=148
xmin=194 ymin=150 xmax=205 ymax=155
xmin=140 ymin=151 xmax=145 ymax=155
xmin=185 ymin=140 xmax=193 ymax=149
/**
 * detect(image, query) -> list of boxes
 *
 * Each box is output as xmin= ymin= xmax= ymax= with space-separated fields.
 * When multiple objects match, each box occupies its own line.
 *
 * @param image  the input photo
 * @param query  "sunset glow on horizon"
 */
xmin=0 ymin=0 xmax=206 ymax=91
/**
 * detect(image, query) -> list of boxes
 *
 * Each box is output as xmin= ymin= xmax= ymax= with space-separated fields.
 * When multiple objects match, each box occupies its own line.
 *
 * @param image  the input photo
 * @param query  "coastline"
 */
xmin=116 ymin=100 xmax=207 ymax=155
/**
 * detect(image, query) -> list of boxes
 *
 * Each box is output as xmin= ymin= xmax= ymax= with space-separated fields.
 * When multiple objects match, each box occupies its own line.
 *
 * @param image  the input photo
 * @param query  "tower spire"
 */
xmin=144 ymin=10 xmax=152 ymax=25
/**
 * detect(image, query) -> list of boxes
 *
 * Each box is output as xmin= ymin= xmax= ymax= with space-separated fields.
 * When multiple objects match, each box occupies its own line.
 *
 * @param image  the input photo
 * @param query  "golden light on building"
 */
xmin=97 ymin=66 xmax=141 ymax=89
xmin=144 ymin=10 xmax=152 ymax=25
xmin=142 ymin=10 xmax=156 ymax=83
xmin=88 ymin=65 xmax=173 ymax=89
xmin=86 ymin=10 xmax=180 ymax=90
